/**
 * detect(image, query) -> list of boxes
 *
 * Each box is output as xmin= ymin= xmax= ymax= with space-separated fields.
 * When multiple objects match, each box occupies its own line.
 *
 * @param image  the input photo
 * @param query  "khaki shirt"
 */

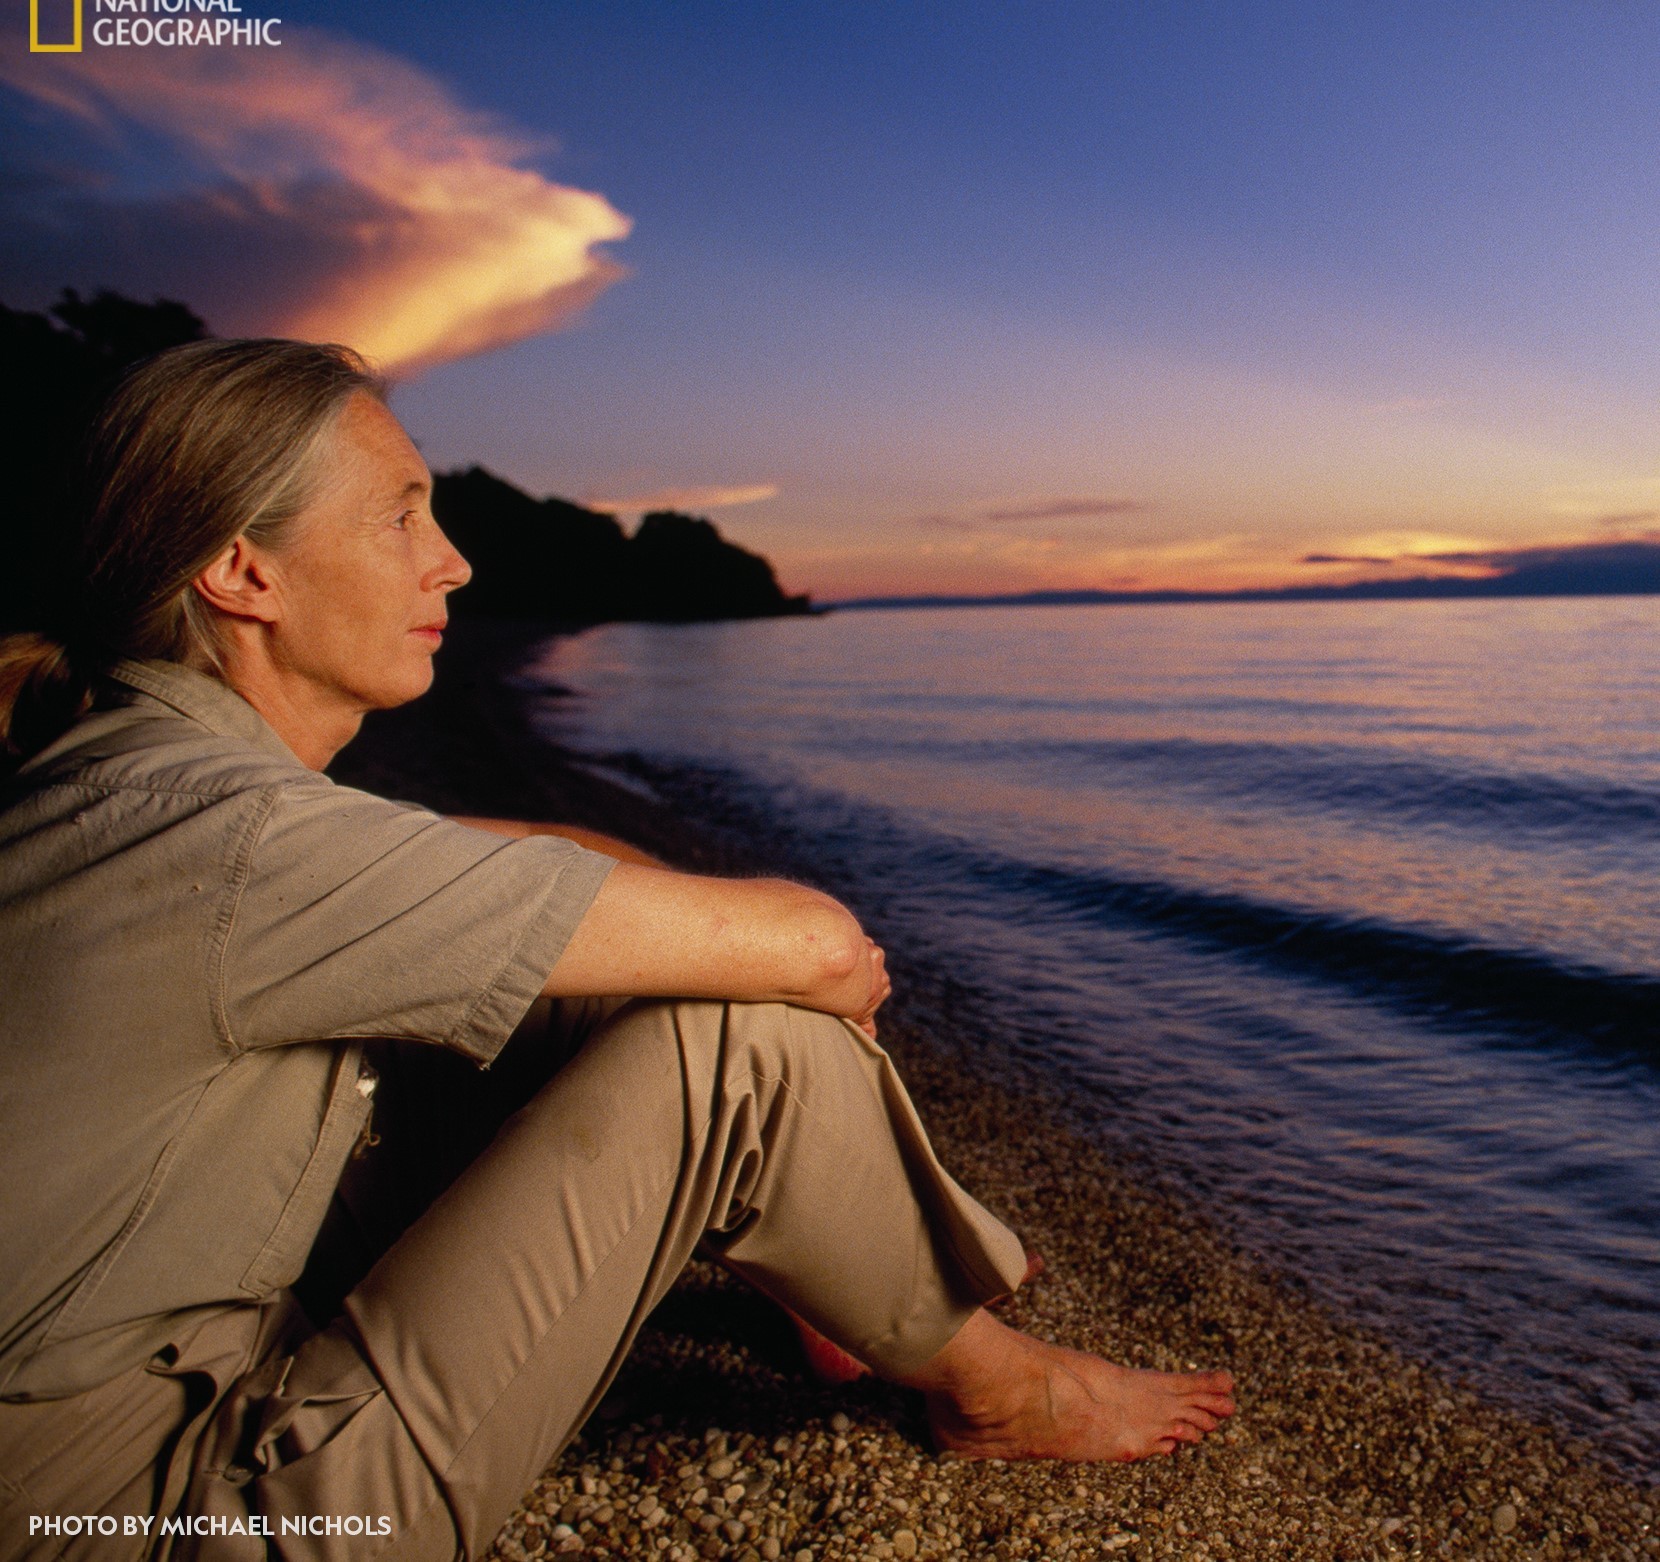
xmin=0 ymin=659 xmax=614 ymax=1401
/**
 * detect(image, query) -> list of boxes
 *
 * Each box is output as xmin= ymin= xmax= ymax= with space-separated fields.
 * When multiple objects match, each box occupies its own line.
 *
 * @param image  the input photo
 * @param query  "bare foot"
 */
xmin=909 ymin=1310 xmax=1236 ymax=1462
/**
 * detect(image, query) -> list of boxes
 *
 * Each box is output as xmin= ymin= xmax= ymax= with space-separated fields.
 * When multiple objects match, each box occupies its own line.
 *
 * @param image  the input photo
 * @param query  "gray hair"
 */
xmin=0 ymin=338 xmax=385 ymax=760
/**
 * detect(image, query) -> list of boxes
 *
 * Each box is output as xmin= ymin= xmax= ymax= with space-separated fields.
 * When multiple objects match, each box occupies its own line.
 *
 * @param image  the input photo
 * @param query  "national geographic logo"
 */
xmin=29 ymin=0 xmax=283 ymax=51
xmin=28 ymin=0 xmax=81 ymax=50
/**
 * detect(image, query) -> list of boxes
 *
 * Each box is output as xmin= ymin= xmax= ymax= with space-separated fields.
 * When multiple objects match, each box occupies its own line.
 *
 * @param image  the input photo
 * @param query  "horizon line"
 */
xmin=825 ymin=578 xmax=1660 ymax=612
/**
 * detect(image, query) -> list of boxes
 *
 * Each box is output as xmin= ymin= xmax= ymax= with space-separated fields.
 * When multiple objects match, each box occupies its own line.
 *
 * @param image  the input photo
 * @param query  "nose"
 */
xmin=429 ymin=521 xmax=472 ymax=595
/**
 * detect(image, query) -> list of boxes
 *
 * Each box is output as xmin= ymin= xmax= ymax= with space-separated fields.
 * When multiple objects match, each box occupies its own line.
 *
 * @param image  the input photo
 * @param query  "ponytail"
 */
xmin=0 ymin=632 xmax=95 ymax=764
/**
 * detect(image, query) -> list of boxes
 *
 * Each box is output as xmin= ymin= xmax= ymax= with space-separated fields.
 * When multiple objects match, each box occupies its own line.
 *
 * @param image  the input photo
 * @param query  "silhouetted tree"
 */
xmin=1 ymin=290 xmax=206 ymax=633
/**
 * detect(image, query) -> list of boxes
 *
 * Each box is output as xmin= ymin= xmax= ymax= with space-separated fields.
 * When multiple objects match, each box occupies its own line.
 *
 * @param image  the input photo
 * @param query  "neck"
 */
xmin=215 ymin=648 xmax=363 ymax=771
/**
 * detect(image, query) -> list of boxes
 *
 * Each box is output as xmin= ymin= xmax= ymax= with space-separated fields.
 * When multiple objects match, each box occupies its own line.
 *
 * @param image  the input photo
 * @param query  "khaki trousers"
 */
xmin=2 ymin=999 xmax=1026 ymax=1562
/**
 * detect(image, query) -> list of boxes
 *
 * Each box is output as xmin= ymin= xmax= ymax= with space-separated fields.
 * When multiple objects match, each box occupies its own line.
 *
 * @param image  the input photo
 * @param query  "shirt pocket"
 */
xmin=238 ymin=1045 xmax=374 ymax=1299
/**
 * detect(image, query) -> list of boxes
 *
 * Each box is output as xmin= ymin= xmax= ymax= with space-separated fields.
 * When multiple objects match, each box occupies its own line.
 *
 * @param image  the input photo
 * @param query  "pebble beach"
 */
xmin=332 ymin=623 xmax=1657 ymax=1562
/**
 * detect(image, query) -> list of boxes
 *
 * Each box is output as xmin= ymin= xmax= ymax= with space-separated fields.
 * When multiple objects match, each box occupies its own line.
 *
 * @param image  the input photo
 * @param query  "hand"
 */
xmin=850 ymin=937 xmax=891 ymax=1039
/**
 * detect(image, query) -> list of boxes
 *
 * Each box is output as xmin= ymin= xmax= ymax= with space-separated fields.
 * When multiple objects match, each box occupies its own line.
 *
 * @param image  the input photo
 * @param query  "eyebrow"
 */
xmin=387 ymin=477 xmax=431 ymax=504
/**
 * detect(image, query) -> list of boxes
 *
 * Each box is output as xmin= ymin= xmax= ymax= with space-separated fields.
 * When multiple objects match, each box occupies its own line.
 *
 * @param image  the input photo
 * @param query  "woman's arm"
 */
xmin=545 ymin=864 xmax=891 ymax=1035
xmin=451 ymin=814 xmax=891 ymax=1033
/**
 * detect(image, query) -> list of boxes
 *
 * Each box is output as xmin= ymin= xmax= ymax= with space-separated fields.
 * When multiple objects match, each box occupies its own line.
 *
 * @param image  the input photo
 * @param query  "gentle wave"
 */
xmin=920 ymin=735 xmax=1660 ymax=842
xmin=615 ymin=747 xmax=1660 ymax=1061
xmin=946 ymin=844 xmax=1660 ymax=1056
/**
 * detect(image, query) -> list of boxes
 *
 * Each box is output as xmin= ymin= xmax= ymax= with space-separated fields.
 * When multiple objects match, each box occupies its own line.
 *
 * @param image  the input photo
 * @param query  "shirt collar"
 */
xmin=104 ymin=658 xmax=306 ymax=766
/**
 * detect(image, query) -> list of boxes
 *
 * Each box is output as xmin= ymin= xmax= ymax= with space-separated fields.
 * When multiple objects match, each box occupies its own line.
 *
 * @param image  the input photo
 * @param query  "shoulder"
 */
xmin=0 ymin=699 xmax=408 ymax=887
xmin=15 ymin=702 xmax=307 ymax=804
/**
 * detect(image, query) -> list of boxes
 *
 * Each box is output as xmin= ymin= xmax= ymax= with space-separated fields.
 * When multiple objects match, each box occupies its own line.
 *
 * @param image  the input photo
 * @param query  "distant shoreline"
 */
xmin=830 ymin=580 xmax=1660 ymax=612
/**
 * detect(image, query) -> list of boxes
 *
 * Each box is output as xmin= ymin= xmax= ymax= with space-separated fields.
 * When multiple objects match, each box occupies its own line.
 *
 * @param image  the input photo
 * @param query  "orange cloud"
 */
xmin=585 ymin=483 xmax=780 ymax=513
xmin=914 ymin=495 xmax=1150 ymax=531
xmin=0 ymin=28 xmax=630 ymax=376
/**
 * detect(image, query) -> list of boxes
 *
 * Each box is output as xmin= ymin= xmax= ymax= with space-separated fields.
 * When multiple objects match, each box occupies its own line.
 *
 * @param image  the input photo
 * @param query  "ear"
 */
xmin=192 ymin=536 xmax=284 ymax=625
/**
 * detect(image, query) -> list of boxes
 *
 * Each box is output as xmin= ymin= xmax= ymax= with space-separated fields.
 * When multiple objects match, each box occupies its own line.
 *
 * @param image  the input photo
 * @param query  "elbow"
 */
xmin=792 ymin=900 xmax=866 ymax=997
xmin=817 ymin=923 xmax=864 ymax=985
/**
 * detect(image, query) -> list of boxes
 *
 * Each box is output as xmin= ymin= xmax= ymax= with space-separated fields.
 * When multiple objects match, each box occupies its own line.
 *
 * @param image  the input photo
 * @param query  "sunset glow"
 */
xmin=6 ymin=1 xmax=1659 ymax=598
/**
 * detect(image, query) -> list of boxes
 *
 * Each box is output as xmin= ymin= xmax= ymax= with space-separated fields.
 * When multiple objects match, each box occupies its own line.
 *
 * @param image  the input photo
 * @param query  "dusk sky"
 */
xmin=5 ymin=1 xmax=1660 ymax=600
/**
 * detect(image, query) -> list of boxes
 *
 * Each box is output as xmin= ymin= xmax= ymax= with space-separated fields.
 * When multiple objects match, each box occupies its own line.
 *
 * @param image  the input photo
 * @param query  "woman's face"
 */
xmin=263 ymin=392 xmax=471 ymax=716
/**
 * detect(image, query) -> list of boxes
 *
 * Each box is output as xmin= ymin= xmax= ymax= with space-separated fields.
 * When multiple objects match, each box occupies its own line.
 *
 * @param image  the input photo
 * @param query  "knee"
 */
xmin=590 ymin=997 xmax=879 ymax=1107
xmin=715 ymin=1002 xmax=893 ymax=1125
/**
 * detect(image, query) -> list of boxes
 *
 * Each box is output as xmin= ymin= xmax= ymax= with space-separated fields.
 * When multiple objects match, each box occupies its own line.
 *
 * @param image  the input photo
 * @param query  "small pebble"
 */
xmin=893 ymin=1529 xmax=918 ymax=1558
xmin=1493 ymin=1503 xmax=1519 ymax=1536
xmin=829 ymin=1412 xmax=852 ymax=1434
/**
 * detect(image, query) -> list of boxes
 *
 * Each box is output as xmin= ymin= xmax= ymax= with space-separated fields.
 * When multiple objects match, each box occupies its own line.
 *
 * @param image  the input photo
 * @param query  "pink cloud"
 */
xmin=0 ymin=26 xmax=631 ymax=376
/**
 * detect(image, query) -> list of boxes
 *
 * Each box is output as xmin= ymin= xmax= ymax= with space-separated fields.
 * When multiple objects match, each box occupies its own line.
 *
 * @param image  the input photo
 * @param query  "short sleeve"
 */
xmin=219 ymin=776 xmax=616 ymax=1062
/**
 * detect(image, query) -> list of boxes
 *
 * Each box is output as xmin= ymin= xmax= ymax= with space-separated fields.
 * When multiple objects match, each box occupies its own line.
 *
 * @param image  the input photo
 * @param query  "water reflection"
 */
xmin=535 ymin=596 xmax=1660 ymax=1470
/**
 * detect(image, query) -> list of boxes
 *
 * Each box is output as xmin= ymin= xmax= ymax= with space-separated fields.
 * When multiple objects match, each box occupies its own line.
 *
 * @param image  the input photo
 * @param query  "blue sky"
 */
xmin=5 ymin=0 xmax=1660 ymax=596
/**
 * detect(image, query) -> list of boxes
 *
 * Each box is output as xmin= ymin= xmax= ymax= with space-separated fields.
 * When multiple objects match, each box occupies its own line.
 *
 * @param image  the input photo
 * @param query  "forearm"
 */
xmin=544 ymin=865 xmax=889 ymax=1025
xmin=452 ymin=816 xmax=888 ymax=1027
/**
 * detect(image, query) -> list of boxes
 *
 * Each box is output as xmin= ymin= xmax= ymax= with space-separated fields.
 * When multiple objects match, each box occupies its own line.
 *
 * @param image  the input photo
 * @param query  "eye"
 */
xmin=393 ymin=509 xmax=417 ymax=530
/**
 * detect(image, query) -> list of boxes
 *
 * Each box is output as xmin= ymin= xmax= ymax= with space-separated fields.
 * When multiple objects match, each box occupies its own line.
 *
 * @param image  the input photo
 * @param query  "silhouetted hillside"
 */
xmin=0 ymin=291 xmax=810 ymax=633
xmin=432 ymin=467 xmax=635 ymax=623
xmin=431 ymin=468 xmax=810 ymax=624
xmin=630 ymin=510 xmax=807 ymax=621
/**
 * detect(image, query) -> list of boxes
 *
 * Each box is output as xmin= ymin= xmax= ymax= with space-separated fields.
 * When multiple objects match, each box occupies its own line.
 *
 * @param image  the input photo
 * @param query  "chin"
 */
xmin=400 ymin=662 xmax=438 ymax=703
xmin=366 ymin=660 xmax=437 ymax=711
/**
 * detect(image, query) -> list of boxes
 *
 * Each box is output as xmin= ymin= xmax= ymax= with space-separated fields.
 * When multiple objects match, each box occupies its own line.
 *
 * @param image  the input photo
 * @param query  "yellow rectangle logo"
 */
xmin=29 ymin=0 xmax=83 ymax=52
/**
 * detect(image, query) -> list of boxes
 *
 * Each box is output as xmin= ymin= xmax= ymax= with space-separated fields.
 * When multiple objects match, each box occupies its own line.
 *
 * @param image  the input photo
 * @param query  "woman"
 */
xmin=0 ymin=340 xmax=1234 ymax=1560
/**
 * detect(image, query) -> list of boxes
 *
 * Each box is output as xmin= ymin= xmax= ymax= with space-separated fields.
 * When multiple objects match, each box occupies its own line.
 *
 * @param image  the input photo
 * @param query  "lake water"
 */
xmin=520 ymin=596 xmax=1660 ymax=1476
